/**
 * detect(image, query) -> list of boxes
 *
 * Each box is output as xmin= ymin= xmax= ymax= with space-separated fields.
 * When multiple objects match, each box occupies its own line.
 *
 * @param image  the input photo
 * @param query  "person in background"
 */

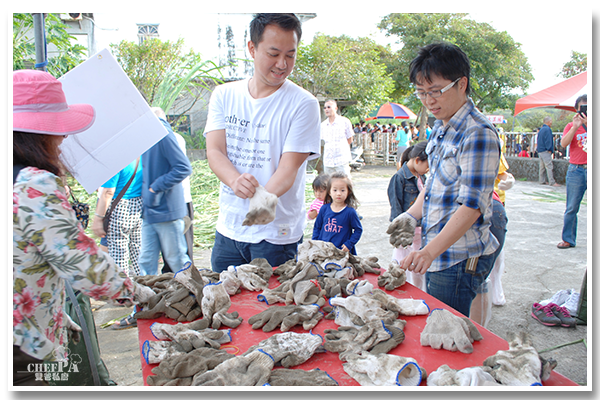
xmin=387 ymin=142 xmax=429 ymax=291
xmin=12 ymin=70 xmax=153 ymax=385
xmin=395 ymin=121 xmax=411 ymax=170
xmin=537 ymin=116 xmax=560 ymax=187
xmin=92 ymin=158 xmax=143 ymax=278
xmin=518 ymin=143 xmax=531 ymax=157
xmin=321 ymin=99 xmax=354 ymax=176
xmin=312 ymin=172 xmax=363 ymax=255
xmin=557 ymin=94 xmax=587 ymax=249
xmin=307 ymin=174 xmax=330 ymax=220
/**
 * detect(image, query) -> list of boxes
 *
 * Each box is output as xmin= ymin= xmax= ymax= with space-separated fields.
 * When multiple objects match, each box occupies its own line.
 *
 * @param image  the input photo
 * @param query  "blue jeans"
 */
xmin=138 ymin=218 xmax=190 ymax=275
xmin=562 ymin=164 xmax=587 ymax=246
xmin=426 ymin=252 xmax=496 ymax=317
xmin=211 ymin=231 xmax=300 ymax=273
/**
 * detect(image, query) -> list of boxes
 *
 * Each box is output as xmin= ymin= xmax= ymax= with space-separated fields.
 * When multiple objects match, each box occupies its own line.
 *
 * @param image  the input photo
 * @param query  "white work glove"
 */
xmin=242 ymin=185 xmax=278 ymax=226
xmin=244 ymin=331 xmax=323 ymax=368
xmin=377 ymin=260 xmax=407 ymax=291
xmin=201 ymin=282 xmax=243 ymax=329
xmin=498 ymin=173 xmax=515 ymax=191
xmin=427 ymin=364 xmax=499 ymax=386
xmin=346 ymin=279 xmax=374 ymax=296
xmin=220 ymin=266 xmax=243 ymax=295
xmin=149 ymin=319 xmax=210 ymax=341
xmin=343 ymin=352 xmax=425 ymax=386
xmin=330 ymin=295 xmax=397 ymax=326
xmin=386 ymin=212 xmax=418 ymax=248
xmin=234 ymin=264 xmax=269 ymax=291
xmin=369 ymin=289 xmax=430 ymax=316
xmin=420 ymin=308 xmax=483 ymax=354
xmin=483 ymin=331 xmax=556 ymax=386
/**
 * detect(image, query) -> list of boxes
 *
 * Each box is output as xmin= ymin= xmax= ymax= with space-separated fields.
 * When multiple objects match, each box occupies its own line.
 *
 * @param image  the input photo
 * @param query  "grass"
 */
xmin=522 ymin=190 xmax=587 ymax=206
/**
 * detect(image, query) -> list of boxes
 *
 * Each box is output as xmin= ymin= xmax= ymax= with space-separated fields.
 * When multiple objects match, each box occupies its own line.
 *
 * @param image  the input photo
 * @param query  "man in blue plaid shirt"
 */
xmin=388 ymin=43 xmax=501 ymax=316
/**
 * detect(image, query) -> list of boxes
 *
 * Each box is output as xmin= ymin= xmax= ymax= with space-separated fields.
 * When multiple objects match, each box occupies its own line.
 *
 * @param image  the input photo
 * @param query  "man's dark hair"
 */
xmin=575 ymin=94 xmax=587 ymax=110
xmin=409 ymin=42 xmax=471 ymax=96
xmin=250 ymin=13 xmax=302 ymax=46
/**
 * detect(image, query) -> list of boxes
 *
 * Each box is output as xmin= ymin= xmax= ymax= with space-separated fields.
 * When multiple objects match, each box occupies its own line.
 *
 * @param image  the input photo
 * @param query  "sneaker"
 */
xmin=531 ymin=303 xmax=561 ymax=326
xmin=548 ymin=304 xmax=577 ymax=328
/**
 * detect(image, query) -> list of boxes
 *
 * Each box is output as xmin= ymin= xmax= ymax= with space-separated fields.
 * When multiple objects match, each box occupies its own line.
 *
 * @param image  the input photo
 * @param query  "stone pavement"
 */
xmin=92 ymin=165 xmax=589 ymax=386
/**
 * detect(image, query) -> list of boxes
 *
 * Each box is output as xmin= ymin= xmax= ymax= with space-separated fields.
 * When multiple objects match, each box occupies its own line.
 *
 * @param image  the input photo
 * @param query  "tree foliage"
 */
xmin=13 ymin=13 xmax=87 ymax=77
xmin=378 ymin=13 xmax=534 ymax=113
xmin=290 ymin=34 xmax=395 ymax=118
xmin=558 ymin=50 xmax=587 ymax=78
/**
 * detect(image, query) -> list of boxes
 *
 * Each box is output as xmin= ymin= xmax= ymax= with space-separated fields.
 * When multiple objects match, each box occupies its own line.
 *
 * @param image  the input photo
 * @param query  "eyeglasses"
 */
xmin=414 ymin=77 xmax=462 ymax=100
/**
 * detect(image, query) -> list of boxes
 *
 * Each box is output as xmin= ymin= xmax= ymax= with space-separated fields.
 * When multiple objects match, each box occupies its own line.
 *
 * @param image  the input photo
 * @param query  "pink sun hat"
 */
xmin=13 ymin=69 xmax=95 ymax=136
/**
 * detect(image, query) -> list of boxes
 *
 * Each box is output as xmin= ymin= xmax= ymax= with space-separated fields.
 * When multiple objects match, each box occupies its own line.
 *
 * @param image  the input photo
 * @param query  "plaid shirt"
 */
xmin=422 ymin=98 xmax=500 ymax=272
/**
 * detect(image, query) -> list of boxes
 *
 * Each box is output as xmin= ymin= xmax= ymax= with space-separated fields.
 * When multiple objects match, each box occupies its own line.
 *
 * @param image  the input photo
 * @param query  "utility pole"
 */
xmin=32 ymin=13 xmax=47 ymax=71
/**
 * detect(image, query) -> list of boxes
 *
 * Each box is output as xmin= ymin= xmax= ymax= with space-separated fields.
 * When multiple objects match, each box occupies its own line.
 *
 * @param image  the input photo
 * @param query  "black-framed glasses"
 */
xmin=414 ymin=77 xmax=462 ymax=100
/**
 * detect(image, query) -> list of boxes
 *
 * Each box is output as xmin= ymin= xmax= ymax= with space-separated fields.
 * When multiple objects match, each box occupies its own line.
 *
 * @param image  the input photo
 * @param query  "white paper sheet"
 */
xmin=58 ymin=48 xmax=168 ymax=193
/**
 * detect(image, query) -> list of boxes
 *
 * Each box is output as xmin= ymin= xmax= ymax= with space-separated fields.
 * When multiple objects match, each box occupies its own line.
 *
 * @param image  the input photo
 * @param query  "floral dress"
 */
xmin=13 ymin=167 xmax=135 ymax=362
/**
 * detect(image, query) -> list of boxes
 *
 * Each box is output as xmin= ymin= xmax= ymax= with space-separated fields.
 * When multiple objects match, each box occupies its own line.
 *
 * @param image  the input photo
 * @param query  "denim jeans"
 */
xmin=426 ymin=251 xmax=496 ymax=317
xmin=211 ymin=230 xmax=300 ymax=273
xmin=138 ymin=218 xmax=190 ymax=275
xmin=562 ymin=164 xmax=587 ymax=246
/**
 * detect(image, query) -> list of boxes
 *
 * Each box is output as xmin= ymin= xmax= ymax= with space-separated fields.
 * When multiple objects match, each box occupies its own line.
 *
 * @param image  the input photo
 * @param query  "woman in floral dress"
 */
xmin=12 ymin=70 xmax=154 ymax=385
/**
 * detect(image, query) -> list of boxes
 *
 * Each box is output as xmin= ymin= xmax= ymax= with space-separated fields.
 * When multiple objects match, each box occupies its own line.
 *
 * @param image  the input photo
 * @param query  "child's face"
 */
xmin=329 ymin=179 xmax=348 ymax=205
xmin=314 ymin=187 xmax=327 ymax=201
xmin=414 ymin=158 xmax=429 ymax=176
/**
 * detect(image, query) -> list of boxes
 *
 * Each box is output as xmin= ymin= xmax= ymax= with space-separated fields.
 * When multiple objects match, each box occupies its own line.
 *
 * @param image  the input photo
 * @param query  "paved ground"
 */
xmin=92 ymin=164 xmax=588 ymax=387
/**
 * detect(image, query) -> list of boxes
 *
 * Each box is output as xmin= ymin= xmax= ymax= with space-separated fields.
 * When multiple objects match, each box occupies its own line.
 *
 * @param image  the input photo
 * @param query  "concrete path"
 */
xmin=92 ymin=165 xmax=588 ymax=386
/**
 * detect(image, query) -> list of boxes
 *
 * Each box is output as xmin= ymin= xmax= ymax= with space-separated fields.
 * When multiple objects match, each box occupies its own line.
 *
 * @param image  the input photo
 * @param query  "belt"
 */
xmin=573 ymin=164 xmax=587 ymax=169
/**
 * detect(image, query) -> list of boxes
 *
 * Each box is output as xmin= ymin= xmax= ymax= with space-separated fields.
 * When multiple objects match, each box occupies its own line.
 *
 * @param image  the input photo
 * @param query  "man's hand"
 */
xmin=400 ymin=248 xmax=435 ymax=275
xmin=242 ymin=186 xmax=278 ymax=226
xmin=91 ymin=216 xmax=106 ymax=238
xmin=231 ymin=173 xmax=259 ymax=199
xmin=573 ymin=112 xmax=587 ymax=129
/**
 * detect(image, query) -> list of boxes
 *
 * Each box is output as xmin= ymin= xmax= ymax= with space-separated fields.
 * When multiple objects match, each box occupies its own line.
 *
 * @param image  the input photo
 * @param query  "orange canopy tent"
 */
xmin=514 ymin=71 xmax=587 ymax=116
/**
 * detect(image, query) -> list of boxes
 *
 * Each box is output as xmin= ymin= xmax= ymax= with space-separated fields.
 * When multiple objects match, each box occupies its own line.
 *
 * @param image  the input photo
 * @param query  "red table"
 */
xmin=138 ymin=273 xmax=577 ymax=386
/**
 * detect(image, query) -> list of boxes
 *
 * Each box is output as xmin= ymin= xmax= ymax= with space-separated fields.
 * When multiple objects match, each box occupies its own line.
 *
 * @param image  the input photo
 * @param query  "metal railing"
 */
xmin=353 ymin=131 xmax=569 ymax=165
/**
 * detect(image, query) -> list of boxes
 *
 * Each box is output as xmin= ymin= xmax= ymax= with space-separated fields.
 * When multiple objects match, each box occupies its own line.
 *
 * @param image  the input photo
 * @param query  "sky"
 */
xmin=9 ymin=1 xmax=595 ymax=96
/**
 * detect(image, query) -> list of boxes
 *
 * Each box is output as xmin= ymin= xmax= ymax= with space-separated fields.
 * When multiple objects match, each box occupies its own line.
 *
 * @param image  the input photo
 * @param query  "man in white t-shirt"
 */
xmin=204 ymin=13 xmax=321 ymax=273
xmin=321 ymin=99 xmax=353 ymax=176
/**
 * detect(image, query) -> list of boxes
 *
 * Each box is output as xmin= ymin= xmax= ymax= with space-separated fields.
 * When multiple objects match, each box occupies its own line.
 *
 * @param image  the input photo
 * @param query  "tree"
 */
xmin=13 ymin=13 xmax=87 ymax=77
xmin=378 ymin=13 xmax=534 ymax=113
xmin=558 ymin=50 xmax=587 ymax=78
xmin=290 ymin=34 xmax=395 ymax=119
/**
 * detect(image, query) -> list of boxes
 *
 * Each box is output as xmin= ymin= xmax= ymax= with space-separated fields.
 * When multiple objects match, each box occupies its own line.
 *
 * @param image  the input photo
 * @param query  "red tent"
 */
xmin=514 ymin=71 xmax=587 ymax=116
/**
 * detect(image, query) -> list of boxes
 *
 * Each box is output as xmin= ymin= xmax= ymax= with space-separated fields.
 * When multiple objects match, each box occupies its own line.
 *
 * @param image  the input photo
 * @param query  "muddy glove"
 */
xmin=369 ymin=289 xmax=429 ymax=316
xmin=348 ymin=254 xmax=382 ymax=276
xmin=273 ymin=259 xmax=302 ymax=283
xmin=483 ymin=331 xmax=555 ymax=386
xmin=173 ymin=261 xmax=205 ymax=299
xmin=244 ymin=331 xmax=323 ymax=367
xmin=369 ymin=323 xmax=405 ymax=355
xmin=234 ymin=264 xmax=269 ymax=291
xmin=201 ymin=282 xmax=242 ymax=329
xmin=192 ymin=349 xmax=275 ymax=386
xmin=149 ymin=318 xmax=210 ymax=341
xmin=142 ymin=340 xmax=186 ymax=365
xmin=135 ymin=281 xmax=190 ymax=320
xmin=329 ymin=294 xmax=398 ymax=326
xmin=346 ymin=279 xmax=374 ymax=296
xmin=147 ymin=347 xmax=234 ymax=386
xmin=387 ymin=212 xmax=417 ymax=248
xmin=377 ymin=260 xmax=407 ymax=291
xmin=420 ymin=308 xmax=483 ymax=353
xmin=219 ymin=266 xmax=242 ymax=295
xmin=324 ymin=265 xmax=354 ymax=279
xmin=242 ymin=185 xmax=278 ymax=226
xmin=498 ymin=173 xmax=515 ymax=191
xmin=257 ymin=281 xmax=291 ymax=305
xmin=317 ymin=276 xmax=352 ymax=298
xmin=324 ymin=320 xmax=392 ymax=361
xmin=427 ymin=364 xmax=499 ymax=386
xmin=269 ymin=368 xmax=338 ymax=386
xmin=330 ymin=299 xmax=365 ymax=328
xmin=132 ymin=281 xmax=157 ymax=304
xmin=286 ymin=279 xmax=327 ymax=307
xmin=168 ymin=328 xmax=232 ymax=353
xmin=249 ymin=304 xmax=323 ymax=332
xmin=343 ymin=352 xmax=425 ymax=386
